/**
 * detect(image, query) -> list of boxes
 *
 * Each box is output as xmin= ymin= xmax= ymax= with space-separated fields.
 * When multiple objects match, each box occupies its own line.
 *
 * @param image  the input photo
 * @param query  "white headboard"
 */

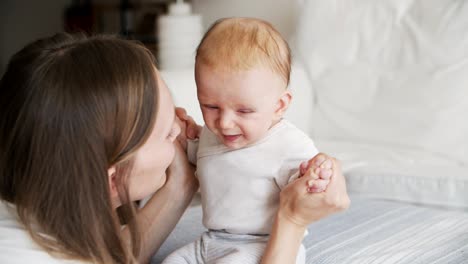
xmin=294 ymin=0 xmax=468 ymax=164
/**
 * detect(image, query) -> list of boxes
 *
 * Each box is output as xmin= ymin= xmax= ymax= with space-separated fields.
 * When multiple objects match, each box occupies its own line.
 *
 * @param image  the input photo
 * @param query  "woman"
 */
xmin=0 ymin=33 xmax=349 ymax=264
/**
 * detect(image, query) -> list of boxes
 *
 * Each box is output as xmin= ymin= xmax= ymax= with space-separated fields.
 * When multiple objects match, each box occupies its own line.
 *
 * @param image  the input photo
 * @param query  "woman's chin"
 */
xmin=130 ymin=175 xmax=167 ymax=202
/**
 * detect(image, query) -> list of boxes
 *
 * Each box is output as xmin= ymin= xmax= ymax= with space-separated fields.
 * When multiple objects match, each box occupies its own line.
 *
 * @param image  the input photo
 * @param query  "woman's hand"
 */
xmin=280 ymin=154 xmax=350 ymax=227
xmin=175 ymin=107 xmax=202 ymax=151
xmin=261 ymin=154 xmax=349 ymax=264
xmin=299 ymin=153 xmax=334 ymax=193
xmin=133 ymin=141 xmax=198 ymax=264
xmin=165 ymin=140 xmax=198 ymax=192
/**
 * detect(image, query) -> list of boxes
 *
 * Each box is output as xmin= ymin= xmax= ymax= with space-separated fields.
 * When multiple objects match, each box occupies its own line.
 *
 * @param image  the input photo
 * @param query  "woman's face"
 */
xmin=127 ymin=71 xmax=181 ymax=201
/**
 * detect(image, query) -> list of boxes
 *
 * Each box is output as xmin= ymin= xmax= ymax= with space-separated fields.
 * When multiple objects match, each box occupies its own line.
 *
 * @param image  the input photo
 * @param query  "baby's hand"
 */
xmin=299 ymin=153 xmax=334 ymax=193
xmin=175 ymin=107 xmax=202 ymax=151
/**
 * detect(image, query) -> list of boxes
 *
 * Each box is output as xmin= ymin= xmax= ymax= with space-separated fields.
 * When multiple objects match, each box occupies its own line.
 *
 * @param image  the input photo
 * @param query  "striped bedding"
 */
xmin=304 ymin=195 xmax=468 ymax=263
xmin=152 ymin=195 xmax=468 ymax=264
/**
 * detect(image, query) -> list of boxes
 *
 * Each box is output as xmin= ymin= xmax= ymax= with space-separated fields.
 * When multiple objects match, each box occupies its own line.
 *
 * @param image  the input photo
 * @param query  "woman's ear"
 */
xmin=108 ymin=166 xmax=121 ymax=207
xmin=275 ymin=90 xmax=292 ymax=118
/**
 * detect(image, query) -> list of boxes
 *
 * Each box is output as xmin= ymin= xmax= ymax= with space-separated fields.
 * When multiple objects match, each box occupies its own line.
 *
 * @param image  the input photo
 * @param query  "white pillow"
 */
xmin=294 ymin=0 xmax=468 ymax=164
xmin=317 ymin=140 xmax=468 ymax=209
xmin=293 ymin=0 xmax=468 ymax=208
xmin=160 ymin=69 xmax=204 ymax=124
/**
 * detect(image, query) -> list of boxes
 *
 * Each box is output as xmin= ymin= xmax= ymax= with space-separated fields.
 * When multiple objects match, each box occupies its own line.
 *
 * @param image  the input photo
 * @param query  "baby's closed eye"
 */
xmin=237 ymin=109 xmax=254 ymax=114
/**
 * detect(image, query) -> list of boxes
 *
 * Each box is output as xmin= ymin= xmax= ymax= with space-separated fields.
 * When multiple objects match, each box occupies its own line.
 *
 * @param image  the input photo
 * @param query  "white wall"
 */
xmin=192 ymin=0 xmax=300 ymax=40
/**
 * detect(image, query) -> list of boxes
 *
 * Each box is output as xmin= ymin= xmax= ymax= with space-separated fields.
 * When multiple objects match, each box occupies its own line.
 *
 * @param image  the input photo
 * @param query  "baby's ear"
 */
xmin=275 ymin=90 xmax=292 ymax=118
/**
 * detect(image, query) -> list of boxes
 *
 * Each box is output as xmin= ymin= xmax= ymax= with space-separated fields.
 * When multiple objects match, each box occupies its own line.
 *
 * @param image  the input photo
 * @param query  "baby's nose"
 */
xmin=219 ymin=112 xmax=235 ymax=129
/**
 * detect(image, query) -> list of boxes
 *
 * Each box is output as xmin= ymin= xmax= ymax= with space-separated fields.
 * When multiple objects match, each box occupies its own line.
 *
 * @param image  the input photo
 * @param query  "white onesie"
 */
xmin=163 ymin=119 xmax=318 ymax=264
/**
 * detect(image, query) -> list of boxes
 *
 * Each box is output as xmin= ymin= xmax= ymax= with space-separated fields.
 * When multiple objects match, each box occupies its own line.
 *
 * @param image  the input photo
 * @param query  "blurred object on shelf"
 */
xmin=120 ymin=0 xmax=135 ymax=37
xmin=157 ymin=0 xmax=202 ymax=70
xmin=64 ymin=0 xmax=94 ymax=33
xmin=64 ymin=1 xmax=172 ymax=56
xmin=89 ymin=0 xmax=169 ymax=56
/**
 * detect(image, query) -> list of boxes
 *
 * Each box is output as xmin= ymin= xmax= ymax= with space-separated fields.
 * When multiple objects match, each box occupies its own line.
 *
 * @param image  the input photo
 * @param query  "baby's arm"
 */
xmin=298 ymin=153 xmax=334 ymax=193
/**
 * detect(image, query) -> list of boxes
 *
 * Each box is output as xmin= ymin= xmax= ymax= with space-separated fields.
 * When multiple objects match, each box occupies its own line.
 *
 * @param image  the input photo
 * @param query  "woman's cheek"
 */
xmin=150 ymin=171 xmax=167 ymax=194
xmin=128 ymin=169 xmax=167 ymax=201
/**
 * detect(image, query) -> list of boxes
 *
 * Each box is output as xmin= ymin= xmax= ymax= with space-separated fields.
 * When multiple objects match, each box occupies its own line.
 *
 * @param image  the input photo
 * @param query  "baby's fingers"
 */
xmin=320 ymin=159 xmax=333 ymax=169
xmin=307 ymin=179 xmax=330 ymax=193
xmin=299 ymin=153 xmax=328 ymax=176
xmin=306 ymin=153 xmax=332 ymax=170
xmin=314 ymin=167 xmax=333 ymax=180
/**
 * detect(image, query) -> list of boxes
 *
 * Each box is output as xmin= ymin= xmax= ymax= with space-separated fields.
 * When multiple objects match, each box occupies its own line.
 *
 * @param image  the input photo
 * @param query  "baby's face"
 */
xmin=195 ymin=64 xmax=288 ymax=149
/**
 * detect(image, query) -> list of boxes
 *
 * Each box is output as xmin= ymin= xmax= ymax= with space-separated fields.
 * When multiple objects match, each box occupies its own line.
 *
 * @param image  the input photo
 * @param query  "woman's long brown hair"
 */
xmin=0 ymin=33 xmax=159 ymax=263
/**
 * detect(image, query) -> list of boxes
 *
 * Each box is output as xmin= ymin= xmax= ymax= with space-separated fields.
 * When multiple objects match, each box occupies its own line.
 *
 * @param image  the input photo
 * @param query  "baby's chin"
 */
xmin=221 ymin=139 xmax=244 ymax=150
xmin=222 ymin=142 xmax=244 ymax=150
xmin=219 ymin=135 xmax=249 ymax=150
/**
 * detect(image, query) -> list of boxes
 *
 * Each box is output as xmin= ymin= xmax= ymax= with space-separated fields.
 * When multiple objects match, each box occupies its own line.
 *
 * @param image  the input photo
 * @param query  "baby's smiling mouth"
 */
xmin=222 ymin=134 xmax=241 ymax=142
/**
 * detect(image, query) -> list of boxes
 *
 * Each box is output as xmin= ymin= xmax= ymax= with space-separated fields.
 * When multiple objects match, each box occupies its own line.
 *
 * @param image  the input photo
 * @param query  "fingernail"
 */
xmin=307 ymin=180 xmax=314 ymax=187
xmin=321 ymin=159 xmax=332 ymax=169
xmin=315 ymin=156 xmax=325 ymax=166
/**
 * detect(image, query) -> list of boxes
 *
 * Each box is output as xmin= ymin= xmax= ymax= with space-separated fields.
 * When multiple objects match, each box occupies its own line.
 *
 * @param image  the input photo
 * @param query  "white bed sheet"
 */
xmin=302 ymin=195 xmax=468 ymax=264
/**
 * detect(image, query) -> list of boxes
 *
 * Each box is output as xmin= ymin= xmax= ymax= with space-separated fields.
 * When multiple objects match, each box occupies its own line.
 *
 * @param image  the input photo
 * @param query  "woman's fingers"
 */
xmin=277 ymin=156 xmax=350 ymax=230
xmin=186 ymin=117 xmax=201 ymax=139
xmin=299 ymin=161 xmax=308 ymax=175
xmin=323 ymin=158 xmax=350 ymax=210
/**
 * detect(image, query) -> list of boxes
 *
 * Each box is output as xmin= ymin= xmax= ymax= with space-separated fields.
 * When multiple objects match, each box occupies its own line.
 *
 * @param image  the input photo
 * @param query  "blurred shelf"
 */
xmin=65 ymin=1 xmax=194 ymax=57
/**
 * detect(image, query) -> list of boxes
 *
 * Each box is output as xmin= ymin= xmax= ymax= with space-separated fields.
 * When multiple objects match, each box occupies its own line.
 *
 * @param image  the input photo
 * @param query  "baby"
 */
xmin=164 ymin=18 xmax=333 ymax=264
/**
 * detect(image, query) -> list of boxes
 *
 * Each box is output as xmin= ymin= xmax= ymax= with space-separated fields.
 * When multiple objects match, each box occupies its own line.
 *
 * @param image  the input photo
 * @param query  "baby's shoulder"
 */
xmin=276 ymin=120 xmax=313 ymax=143
xmin=270 ymin=120 xmax=316 ymax=153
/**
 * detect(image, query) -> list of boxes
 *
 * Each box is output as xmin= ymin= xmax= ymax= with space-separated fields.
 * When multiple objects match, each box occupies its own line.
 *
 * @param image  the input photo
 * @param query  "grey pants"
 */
xmin=162 ymin=230 xmax=306 ymax=264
